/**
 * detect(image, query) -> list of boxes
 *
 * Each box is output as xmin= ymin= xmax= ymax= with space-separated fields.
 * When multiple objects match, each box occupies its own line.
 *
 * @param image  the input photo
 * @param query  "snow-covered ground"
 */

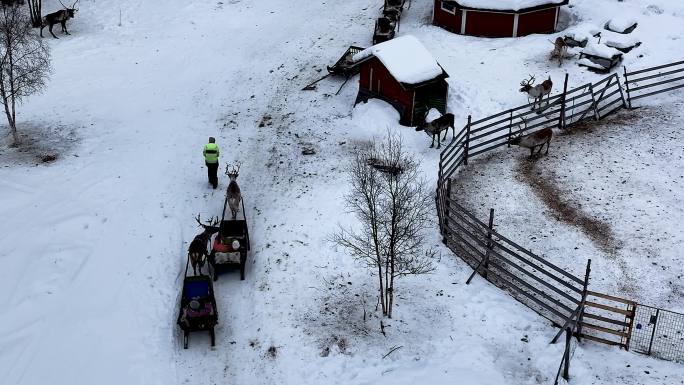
xmin=1 ymin=0 xmax=683 ymax=384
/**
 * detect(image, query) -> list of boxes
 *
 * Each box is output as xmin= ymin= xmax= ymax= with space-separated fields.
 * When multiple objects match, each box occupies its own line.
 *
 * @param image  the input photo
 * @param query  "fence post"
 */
xmin=464 ymin=115 xmax=471 ymax=165
xmin=647 ymin=308 xmax=660 ymax=356
xmin=623 ymin=66 xmax=632 ymax=109
xmin=588 ymin=84 xmax=600 ymax=121
xmin=465 ymin=208 xmax=494 ymax=285
xmin=577 ymin=259 xmax=592 ymax=341
xmin=442 ymin=181 xmax=451 ymax=244
xmin=614 ymin=73 xmax=628 ymax=110
xmin=559 ymin=73 xmax=569 ymax=130
xmin=508 ymin=110 xmax=513 ymax=147
xmin=563 ymin=327 xmax=572 ymax=381
xmin=484 ymin=208 xmax=494 ymax=279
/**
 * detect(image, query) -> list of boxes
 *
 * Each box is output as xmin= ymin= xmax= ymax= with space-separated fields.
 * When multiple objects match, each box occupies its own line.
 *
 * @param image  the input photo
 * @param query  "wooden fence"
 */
xmin=435 ymin=62 xmax=684 ymax=380
xmin=624 ymin=60 xmax=684 ymax=108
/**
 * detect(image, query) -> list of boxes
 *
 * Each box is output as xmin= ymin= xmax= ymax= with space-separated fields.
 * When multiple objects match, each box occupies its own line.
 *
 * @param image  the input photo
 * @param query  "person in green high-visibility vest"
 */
xmin=203 ymin=137 xmax=220 ymax=189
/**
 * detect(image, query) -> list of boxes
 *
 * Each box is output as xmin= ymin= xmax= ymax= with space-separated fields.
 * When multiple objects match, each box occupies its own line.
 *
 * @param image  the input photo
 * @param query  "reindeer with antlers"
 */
xmin=41 ymin=0 xmax=79 ymax=39
xmin=509 ymin=118 xmax=553 ymax=158
xmin=225 ymin=163 xmax=243 ymax=220
xmin=519 ymin=75 xmax=553 ymax=110
xmin=187 ymin=215 xmax=219 ymax=276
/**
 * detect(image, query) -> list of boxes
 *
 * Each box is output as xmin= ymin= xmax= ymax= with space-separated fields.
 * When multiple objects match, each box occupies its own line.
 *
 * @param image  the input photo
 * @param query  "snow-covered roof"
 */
xmin=605 ymin=17 xmax=638 ymax=34
xmin=564 ymin=24 xmax=601 ymax=42
xmin=581 ymin=43 xmax=622 ymax=59
xmin=352 ymin=35 xmax=444 ymax=85
xmin=448 ymin=0 xmax=566 ymax=12
xmin=578 ymin=57 xmax=607 ymax=70
xmin=603 ymin=32 xmax=641 ymax=50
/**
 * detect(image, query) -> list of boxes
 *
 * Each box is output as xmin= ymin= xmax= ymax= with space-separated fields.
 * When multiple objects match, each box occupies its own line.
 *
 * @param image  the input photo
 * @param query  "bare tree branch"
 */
xmin=331 ymin=132 xmax=437 ymax=321
xmin=0 ymin=4 xmax=51 ymax=145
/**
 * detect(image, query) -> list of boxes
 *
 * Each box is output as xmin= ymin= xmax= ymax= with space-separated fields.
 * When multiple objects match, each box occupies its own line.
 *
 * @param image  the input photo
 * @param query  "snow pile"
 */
xmin=603 ymin=32 xmax=641 ymax=50
xmin=452 ymin=0 xmax=565 ymax=11
xmin=606 ymin=16 xmax=638 ymax=33
xmin=564 ymin=24 xmax=601 ymax=43
xmin=577 ymin=57 xmax=607 ymax=70
xmin=353 ymin=35 xmax=443 ymax=85
xmin=581 ymin=42 xmax=622 ymax=59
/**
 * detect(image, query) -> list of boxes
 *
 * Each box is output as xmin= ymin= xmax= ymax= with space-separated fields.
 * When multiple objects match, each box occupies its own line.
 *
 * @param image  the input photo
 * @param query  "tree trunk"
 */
xmin=3 ymin=97 xmax=17 ymax=144
xmin=377 ymin=263 xmax=386 ymax=314
xmin=5 ymin=29 xmax=17 ymax=144
xmin=27 ymin=0 xmax=42 ymax=28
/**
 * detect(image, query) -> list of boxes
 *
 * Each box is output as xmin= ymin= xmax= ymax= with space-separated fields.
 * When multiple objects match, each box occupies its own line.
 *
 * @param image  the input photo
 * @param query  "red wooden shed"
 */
xmin=433 ymin=0 xmax=569 ymax=38
xmin=353 ymin=36 xmax=449 ymax=127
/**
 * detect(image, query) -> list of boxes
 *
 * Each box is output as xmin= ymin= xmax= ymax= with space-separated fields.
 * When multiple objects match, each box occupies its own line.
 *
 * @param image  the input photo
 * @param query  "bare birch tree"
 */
xmin=333 ymin=133 xmax=436 ymax=319
xmin=0 ymin=4 xmax=50 ymax=145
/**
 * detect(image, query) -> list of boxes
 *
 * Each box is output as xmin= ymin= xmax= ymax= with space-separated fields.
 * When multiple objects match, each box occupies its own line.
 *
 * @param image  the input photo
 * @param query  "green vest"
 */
xmin=203 ymin=143 xmax=219 ymax=163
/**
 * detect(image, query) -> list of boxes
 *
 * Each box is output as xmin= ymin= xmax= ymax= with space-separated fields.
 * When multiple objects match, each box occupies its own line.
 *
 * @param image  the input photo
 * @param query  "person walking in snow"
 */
xmin=203 ymin=137 xmax=220 ymax=189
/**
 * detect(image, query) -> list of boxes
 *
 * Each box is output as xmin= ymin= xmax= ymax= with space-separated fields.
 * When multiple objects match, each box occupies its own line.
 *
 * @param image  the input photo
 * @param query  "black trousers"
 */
xmin=206 ymin=162 xmax=219 ymax=188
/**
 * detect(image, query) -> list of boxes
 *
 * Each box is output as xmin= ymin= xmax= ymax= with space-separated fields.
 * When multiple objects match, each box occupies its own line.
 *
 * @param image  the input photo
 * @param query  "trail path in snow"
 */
xmin=0 ymin=0 xmax=375 ymax=384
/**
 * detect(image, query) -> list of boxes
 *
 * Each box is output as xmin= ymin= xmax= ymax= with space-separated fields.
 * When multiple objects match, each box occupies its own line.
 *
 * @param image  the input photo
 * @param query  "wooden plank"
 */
xmin=580 ymin=322 xmax=629 ymax=338
xmin=597 ymin=97 xmax=624 ymax=114
xmin=625 ymin=60 xmax=684 ymax=77
xmin=630 ymin=74 xmax=684 ymax=93
xmin=583 ymin=312 xmax=630 ymax=327
xmin=444 ymin=213 xmax=582 ymax=299
xmin=630 ymin=83 xmax=684 ymax=101
xmin=587 ymin=291 xmax=636 ymax=305
xmin=627 ymin=67 xmax=684 ymax=84
xmin=579 ymin=334 xmax=625 ymax=347
xmin=585 ymin=301 xmax=632 ymax=316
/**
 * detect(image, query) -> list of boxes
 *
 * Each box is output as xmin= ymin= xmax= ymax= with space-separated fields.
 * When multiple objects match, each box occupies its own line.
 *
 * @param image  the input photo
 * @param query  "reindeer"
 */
xmin=415 ymin=111 xmax=455 ymax=149
xmin=225 ymin=163 xmax=242 ymax=220
xmin=41 ymin=0 xmax=79 ymax=39
xmin=188 ymin=215 xmax=219 ymax=276
xmin=519 ymin=75 xmax=553 ymax=110
xmin=509 ymin=118 xmax=553 ymax=158
xmin=550 ymin=37 xmax=569 ymax=67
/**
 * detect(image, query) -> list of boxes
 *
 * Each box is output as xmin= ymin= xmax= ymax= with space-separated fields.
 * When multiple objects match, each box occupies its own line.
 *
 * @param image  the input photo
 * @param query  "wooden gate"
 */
xmin=578 ymin=291 xmax=635 ymax=349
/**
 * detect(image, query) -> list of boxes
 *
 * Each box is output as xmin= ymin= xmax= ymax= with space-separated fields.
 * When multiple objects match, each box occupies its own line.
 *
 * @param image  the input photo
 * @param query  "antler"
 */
xmin=195 ymin=214 xmax=219 ymax=228
xmin=225 ymin=161 xmax=242 ymax=175
xmin=209 ymin=216 xmax=220 ymax=227
xmin=72 ymin=0 xmax=80 ymax=9
xmin=520 ymin=75 xmax=535 ymax=87
xmin=59 ymin=0 xmax=68 ymax=8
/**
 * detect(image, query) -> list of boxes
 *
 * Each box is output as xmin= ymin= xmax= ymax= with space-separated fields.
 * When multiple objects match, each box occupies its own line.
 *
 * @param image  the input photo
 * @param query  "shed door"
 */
xmin=414 ymin=81 xmax=448 ymax=123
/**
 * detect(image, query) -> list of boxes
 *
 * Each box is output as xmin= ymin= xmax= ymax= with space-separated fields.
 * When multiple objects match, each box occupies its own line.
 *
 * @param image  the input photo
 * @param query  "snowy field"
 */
xmin=1 ymin=0 xmax=684 ymax=384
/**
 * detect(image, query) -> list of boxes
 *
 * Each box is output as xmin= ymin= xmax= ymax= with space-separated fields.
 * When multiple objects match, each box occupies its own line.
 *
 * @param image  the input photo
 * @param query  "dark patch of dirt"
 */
xmin=0 ymin=122 xmax=78 ymax=166
xmin=559 ymin=108 xmax=642 ymax=136
xmin=515 ymin=157 xmax=621 ymax=255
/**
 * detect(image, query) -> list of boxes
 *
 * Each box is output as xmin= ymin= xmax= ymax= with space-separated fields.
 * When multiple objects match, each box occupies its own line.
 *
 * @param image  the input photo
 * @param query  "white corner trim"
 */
xmin=513 ymin=13 xmax=519 ymax=37
xmin=461 ymin=10 xmax=467 ymax=34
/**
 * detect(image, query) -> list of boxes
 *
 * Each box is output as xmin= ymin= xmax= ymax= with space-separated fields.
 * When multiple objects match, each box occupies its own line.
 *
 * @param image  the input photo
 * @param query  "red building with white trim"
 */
xmin=433 ymin=0 xmax=569 ymax=38
xmin=353 ymin=36 xmax=449 ymax=126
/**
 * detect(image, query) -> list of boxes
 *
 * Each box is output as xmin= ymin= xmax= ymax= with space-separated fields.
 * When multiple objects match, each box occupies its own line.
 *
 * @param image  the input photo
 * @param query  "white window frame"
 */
xmin=440 ymin=1 xmax=457 ymax=15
